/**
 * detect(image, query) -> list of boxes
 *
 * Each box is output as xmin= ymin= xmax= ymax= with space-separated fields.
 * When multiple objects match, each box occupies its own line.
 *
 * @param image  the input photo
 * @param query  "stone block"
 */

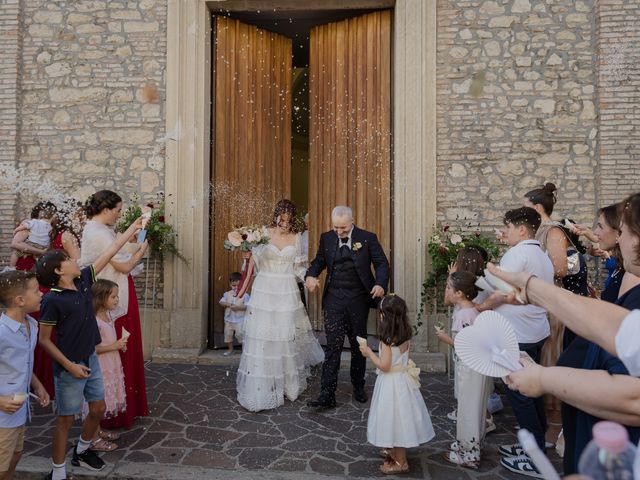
xmin=534 ymin=99 xmax=555 ymax=114
xmin=44 ymin=62 xmax=71 ymax=78
xmin=100 ymin=128 xmax=154 ymax=145
xmin=511 ymin=0 xmax=531 ymax=13
xmin=49 ymin=87 xmax=108 ymax=104
xmin=124 ymin=21 xmax=159 ymax=33
xmin=488 ymin=16 xmax=517 ymax=28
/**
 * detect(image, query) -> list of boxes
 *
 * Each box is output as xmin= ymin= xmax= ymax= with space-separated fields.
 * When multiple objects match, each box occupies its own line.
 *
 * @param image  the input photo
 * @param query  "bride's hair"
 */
xmin=378 ymin=294 xmax=412 ymax=346
xmin=271 ymin=199 xmax=300 ymax=233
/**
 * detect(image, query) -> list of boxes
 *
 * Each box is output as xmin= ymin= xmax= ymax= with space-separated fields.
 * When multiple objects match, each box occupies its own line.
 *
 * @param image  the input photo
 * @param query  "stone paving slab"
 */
xmin=20 ymin=362 xmax=563 ymax=479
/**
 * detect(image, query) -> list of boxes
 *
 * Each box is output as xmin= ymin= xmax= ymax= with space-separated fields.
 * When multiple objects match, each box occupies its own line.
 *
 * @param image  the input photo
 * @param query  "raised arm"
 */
xmin=93 ymin=217 xmax=144 ymax=275
xmin=109 ymin=242 xmax=148 ymax=274
xmin=487 ymin=263 xmax=627 ymax=356
xmin=506 ymin=364 xmax=640 ymax=426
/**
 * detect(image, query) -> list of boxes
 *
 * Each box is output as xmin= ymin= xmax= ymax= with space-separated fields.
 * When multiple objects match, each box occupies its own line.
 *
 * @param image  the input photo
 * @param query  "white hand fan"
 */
xmin=453 ymin=311 xmax=521 ymax=377
xmin=121 ymin=327 xmax=131 ymax=341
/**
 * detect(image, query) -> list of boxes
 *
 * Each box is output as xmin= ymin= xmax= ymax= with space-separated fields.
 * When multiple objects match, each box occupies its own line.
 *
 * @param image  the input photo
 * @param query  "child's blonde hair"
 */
xmin=91 ymin=279 xmax=118 ymax=313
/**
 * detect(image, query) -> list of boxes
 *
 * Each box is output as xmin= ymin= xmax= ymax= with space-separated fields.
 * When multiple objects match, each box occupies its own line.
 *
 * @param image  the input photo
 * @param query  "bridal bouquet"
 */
xmin=224 ymin=225 xmax=270 ymax=252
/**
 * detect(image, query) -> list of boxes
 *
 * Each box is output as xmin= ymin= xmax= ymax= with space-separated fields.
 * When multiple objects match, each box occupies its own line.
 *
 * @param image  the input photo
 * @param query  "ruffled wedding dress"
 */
xmin=236 ymin=234 xmax=325 ymax=412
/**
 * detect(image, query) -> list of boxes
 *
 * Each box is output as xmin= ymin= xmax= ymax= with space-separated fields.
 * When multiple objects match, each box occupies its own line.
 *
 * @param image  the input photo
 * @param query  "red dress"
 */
xmin=100 ymin=275 xmax=149 ymax=429
xmin=18 ymin=233 xmax=63 ymax=399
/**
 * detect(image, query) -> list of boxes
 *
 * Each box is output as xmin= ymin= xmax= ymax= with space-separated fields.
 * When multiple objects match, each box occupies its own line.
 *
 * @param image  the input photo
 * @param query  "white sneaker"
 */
xmin=500 ymin=454 xmax=544 ymax=478
xmin=447 ymin=409 xmax=457 ymax=421
xmin=499 ymin=443 xmax=525 ymax=457
xmin=223 ymin=350 xmax=234 ymax=356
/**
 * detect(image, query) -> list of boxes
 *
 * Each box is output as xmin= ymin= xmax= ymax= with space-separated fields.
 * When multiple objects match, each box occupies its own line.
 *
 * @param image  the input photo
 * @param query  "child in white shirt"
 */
xmin=219 ymin=272 xmax=249 ymax=356
xmin=9 ymin=203 xmax=56 ymax=268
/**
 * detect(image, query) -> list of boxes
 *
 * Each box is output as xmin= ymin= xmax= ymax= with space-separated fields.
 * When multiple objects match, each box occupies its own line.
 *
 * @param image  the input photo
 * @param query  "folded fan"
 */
xmin=475 ymin=267 xmax=525 ymax=304
xmin=453 ymin=311 xmax=521 ymax=377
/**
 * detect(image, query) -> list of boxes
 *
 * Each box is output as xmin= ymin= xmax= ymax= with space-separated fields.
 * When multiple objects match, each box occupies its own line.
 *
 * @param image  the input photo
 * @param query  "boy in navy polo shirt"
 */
xmin=0 ymin=270 xmax=50 ymax=480
xmin=36 ymin=217 xmax=144 ymax=480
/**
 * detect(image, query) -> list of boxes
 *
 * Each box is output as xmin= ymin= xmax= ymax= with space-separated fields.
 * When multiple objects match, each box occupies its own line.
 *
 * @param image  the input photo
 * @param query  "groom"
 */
xmin=305 ymin=206 xmax=389 ymax=409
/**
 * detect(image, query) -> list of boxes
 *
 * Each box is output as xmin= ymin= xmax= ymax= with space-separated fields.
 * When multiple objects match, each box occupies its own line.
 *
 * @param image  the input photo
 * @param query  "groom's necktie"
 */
xmin=339 ymin=237 xmax=350 ymax=258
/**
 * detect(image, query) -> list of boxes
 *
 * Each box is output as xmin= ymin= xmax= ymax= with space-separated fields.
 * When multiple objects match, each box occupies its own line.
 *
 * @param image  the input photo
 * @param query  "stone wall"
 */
xmin=0 ymin=0 xmax=168 ymax=311
xmin=436 ymin=0 xmax=599 ymax=230
xmin=596 ymin=0 xmax=640 ymax=207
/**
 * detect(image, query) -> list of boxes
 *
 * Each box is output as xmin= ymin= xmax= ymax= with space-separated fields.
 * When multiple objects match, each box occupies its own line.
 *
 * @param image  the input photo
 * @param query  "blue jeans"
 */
xmin=505 ymin=339 xmax=547 ymax=450
xmin=53 ymin=353 xmax=104 ymax=416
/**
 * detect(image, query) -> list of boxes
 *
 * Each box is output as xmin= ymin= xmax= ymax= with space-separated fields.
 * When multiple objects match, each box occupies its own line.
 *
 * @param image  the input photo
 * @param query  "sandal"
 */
xmin=378 ymin=448 xmax=392 ymax=459
xmin=90 ymin=438 xmax=118 ymax=452
xmin=99 ymin=429 xmax=120 ymax=441
xmin=380 ymin=458 xmax=409 ymax=475
xmin=442 ymin=450 xmax=479 ymax=470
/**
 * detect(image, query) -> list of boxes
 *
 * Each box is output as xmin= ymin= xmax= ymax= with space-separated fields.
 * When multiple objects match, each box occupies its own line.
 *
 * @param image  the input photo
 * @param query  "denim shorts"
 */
xmin=53 ymin=352 xmax=104 ymax=416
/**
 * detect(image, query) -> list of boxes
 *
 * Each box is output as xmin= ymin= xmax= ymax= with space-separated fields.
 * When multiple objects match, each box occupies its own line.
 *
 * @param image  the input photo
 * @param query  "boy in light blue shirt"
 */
xmin=0 ymin=270 xmax=50 ymax=480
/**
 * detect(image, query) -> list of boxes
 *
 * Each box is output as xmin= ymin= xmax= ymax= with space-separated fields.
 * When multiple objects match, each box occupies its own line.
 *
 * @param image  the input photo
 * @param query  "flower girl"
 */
xmin=435 ymin=271 xmax=492 ymax=469
xmin=87 ymin=280 xmax=128 ymax=451
xmin=359 ymin=295 xmax=435 ymax=475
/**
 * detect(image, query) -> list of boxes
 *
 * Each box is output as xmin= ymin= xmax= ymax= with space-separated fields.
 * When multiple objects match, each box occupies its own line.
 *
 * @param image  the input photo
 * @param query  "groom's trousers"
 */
xmin=320 ymin=291 xmax=370 ymax=398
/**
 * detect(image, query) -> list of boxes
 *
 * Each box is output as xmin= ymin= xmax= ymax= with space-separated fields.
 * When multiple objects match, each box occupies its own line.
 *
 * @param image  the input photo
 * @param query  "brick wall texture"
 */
xmin=595 ymin=0 xmax=640 ymax=208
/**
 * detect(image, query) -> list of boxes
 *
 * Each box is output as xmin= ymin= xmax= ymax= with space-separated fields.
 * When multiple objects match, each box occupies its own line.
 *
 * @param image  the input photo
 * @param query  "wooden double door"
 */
xmin=210 ymin=11 xmax=392 ymax=344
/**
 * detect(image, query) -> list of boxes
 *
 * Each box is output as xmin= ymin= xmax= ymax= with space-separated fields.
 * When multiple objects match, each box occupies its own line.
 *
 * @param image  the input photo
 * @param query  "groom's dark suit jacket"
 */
xmin=306 ymin=226 xmax=390 ymax=308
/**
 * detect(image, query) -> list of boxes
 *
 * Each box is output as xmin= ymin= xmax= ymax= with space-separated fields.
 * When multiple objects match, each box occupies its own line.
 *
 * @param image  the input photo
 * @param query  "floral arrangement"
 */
xmin=415 ymin=223 xmax=501 ymax=334
xmin=116 ymin=192 xmax=185 ymax=261
xmin=224 ymin=225 xmax=270 ymax=252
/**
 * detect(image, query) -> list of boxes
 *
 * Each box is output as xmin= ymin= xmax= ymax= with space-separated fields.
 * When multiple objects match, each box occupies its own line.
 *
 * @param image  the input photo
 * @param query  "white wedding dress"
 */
xmin=236 ymin=234 xmax=325 ymax=412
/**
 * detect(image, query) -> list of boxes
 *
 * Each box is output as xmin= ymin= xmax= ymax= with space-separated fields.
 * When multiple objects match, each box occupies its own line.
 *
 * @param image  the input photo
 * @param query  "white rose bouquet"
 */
xmin=224 ymin=225 xmax=270 ymax=252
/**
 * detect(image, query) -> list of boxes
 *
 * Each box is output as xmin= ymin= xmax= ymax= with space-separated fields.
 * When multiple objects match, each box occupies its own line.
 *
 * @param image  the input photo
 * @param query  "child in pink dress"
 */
xmin=88 ymin=279 xmax=128 ymax=451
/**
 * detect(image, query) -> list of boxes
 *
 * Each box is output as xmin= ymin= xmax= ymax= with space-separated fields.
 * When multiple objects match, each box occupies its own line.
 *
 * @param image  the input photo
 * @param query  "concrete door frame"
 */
xmin=159 ymin=0 xmax=436 ymax=361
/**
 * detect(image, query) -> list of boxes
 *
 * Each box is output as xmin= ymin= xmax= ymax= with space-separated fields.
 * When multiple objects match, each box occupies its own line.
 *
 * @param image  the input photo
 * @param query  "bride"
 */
xmin=236 ymin=199 xmax=325 ymax=412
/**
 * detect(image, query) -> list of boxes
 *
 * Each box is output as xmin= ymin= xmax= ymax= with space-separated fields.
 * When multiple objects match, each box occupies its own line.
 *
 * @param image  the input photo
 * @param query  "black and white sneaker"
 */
xmin=500 ymin=454 xmax=544 ymax=478
xmin=71 ymin=445 xmax=105 ymax=471
xmin=498 ymin=442 xmax=525 ymax=457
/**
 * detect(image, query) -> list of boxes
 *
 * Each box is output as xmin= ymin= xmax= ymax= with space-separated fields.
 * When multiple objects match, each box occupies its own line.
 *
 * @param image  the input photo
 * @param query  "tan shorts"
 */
xmin=0 ymin=425 xmax=25 ymax=472
xmin=224 ymin=321 xmax=243 ymax=343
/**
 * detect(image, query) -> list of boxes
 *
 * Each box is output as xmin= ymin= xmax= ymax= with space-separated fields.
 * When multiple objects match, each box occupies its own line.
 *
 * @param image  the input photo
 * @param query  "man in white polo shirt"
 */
xmin=478 ymin=206 xmax=554 ymax=478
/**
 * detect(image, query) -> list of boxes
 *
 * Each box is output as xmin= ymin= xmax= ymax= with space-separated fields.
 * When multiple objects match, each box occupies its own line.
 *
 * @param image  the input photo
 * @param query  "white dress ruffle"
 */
xmin=236 ymin=235 xmax=324 ymax=412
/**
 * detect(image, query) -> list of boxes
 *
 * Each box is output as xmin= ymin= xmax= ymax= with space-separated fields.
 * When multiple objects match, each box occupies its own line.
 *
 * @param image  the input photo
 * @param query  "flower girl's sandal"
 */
xmin=442 ymin=450 xmax=479 ymax=470
xmin=378 ymin=448 xmax=392 ymax=459
xmin=380 ymin=459 xmax=409 ymax=475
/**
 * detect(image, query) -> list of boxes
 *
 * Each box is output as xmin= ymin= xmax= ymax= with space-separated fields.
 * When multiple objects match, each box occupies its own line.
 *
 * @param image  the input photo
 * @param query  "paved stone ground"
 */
xmin=20 ymin=362 xmax=563 ymax=479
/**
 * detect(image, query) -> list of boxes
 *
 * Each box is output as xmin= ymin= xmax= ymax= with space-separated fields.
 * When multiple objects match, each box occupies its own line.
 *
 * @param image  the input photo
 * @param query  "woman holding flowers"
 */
xmin=235 ymin=199 xmax=324 ymax=412
xmin=80 ymin=190 xmax=149 ymax=429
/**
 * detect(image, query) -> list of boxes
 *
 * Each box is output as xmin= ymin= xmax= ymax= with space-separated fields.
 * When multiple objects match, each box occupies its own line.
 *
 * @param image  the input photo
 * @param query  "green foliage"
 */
xmin=116 ymin=193 xmax=186 ymax=263
xmin=414 ymin=224 xmax=501 ymax=335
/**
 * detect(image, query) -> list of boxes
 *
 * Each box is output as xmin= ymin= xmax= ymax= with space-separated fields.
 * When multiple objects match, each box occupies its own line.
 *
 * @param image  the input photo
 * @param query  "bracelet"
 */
xmin=524 ymin=274 xmax=537 ymax=304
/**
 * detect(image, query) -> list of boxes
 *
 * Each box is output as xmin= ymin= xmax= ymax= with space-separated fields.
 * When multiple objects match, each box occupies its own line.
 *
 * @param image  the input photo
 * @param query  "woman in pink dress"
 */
xmin=80 ymin=190 xmax=149 ymax=429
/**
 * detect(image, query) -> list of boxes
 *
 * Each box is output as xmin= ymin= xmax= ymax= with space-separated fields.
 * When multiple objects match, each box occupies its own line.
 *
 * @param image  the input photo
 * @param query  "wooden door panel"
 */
xmin=308 ymin=11 xmax=392 ymax=330
xmin=210 ymin=16 xmax=292 ymax=344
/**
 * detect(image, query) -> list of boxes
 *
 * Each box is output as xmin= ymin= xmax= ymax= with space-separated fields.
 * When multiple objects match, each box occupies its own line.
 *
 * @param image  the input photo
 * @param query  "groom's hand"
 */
xmin=305 ymin=276 xmax=320 ymax=292
xmin=370 ymin=285 xmax=384 ymax=298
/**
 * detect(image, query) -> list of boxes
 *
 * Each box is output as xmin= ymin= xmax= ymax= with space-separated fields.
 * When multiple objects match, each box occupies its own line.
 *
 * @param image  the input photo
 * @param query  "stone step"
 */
xmin=152 ymin=348 xmax=446 ymax=372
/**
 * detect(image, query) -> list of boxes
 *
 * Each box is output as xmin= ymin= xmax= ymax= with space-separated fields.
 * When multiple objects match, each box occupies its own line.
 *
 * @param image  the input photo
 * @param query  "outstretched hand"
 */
xmin=504 ymin=360 xmax=544 ymax=397
xmin=486 ymin=263 xmax=530 ymax=302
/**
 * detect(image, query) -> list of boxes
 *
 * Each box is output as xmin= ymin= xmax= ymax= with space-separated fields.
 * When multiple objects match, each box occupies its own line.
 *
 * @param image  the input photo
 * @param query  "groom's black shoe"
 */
xmin=353 ymin=386 xmax=368 ymax=403
xmin=307 ymin=393 xmax=336 ymax=410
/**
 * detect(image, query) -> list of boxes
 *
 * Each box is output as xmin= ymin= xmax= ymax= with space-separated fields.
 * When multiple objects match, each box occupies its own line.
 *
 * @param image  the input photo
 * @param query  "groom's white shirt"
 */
xmin=338 ymin=227 xmax=354 ymax=250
